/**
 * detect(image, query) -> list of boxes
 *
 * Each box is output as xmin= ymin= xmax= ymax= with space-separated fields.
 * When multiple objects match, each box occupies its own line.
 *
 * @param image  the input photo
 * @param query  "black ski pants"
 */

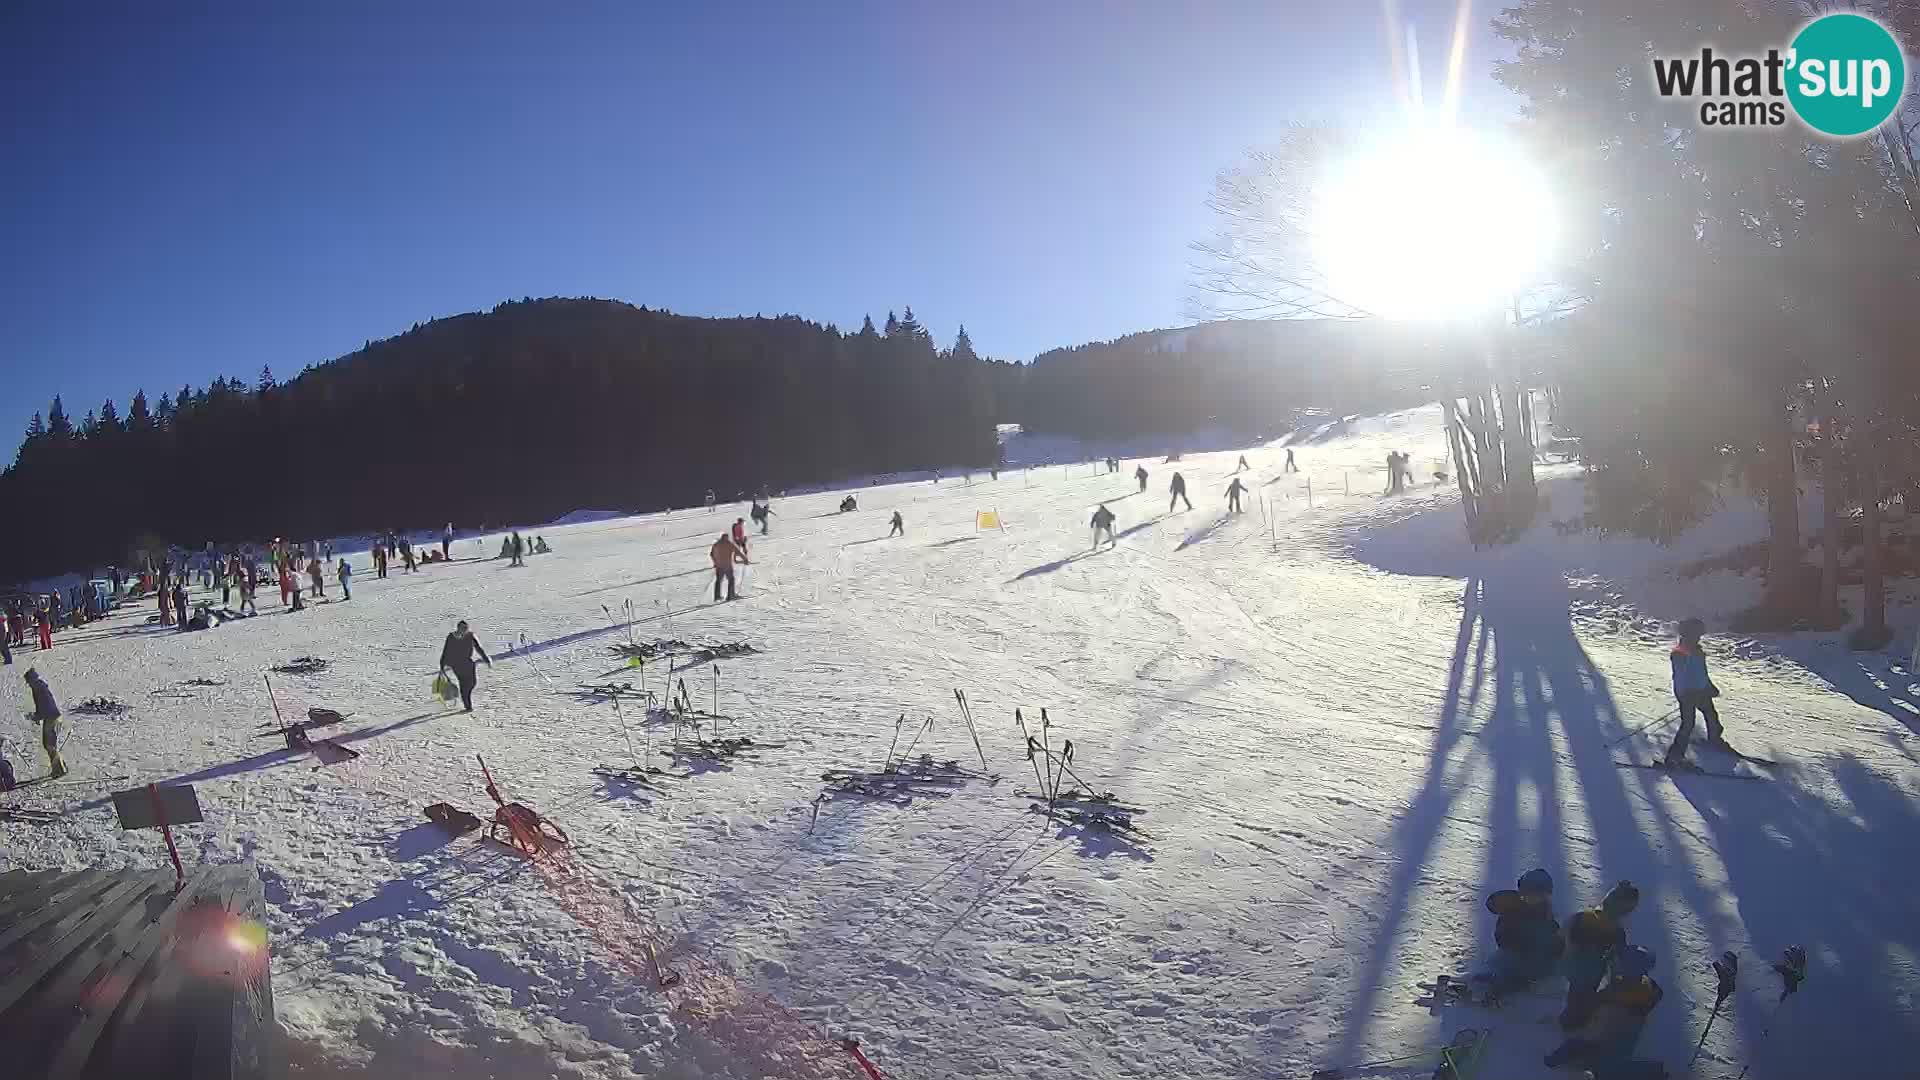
xmin=714 ymin=567 xmax=736 ymax=602
xmin=452 ymin=663 xmax=478 ymax=711
xmin=1665 ymin=692 xmax=1723 ymax=760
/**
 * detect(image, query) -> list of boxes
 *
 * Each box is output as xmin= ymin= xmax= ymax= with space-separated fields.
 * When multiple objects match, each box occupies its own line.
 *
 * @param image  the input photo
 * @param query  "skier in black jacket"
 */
xmin=1090 ymin=503 xmax=1117 ymax=549
xmin=438 ymin=621 xmax=492 ymax=712
xmin=1169 ymin=472 xmax=1192 ymax=513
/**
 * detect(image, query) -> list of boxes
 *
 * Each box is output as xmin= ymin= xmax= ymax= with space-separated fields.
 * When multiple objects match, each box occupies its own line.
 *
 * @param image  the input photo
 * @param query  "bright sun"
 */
xmin=1313 ymin=126 xmax=1555 ymax=321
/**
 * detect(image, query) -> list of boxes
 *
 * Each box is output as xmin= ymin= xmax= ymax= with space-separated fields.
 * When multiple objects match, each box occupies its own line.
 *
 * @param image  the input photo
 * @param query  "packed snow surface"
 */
xmin=4 ymin=405 xmax=1916 ymax=1079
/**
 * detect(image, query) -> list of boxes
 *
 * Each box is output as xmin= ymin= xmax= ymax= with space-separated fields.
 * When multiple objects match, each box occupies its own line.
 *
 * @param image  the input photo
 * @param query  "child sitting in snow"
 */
xmin=1562 ymin=880 xmax=1640 ymax=1029
xmin=1483 ymin=868 xmax=1564 ymax=996
xmin=1545 ymin=945 xmax=1668 ymax=1079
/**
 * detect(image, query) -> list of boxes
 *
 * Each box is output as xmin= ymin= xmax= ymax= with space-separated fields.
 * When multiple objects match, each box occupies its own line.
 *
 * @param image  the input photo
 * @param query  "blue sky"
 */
xmin=0 ymin=1 xmax=1506 ymax=444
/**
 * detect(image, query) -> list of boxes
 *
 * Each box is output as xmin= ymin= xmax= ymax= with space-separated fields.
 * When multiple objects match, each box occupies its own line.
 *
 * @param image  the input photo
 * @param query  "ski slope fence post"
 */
xmin=1344 ymin=471 xmax=1349 ymax=496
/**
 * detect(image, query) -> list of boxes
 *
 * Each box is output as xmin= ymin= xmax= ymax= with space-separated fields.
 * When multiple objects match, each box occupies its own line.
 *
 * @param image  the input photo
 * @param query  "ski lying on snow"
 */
xmin=1 ymin=806 xmax=63 ymax=823
xmin=1310 ymin=1027 xmax=1490 ymax=1080
xmin=592 ymin=764 xmax=691 ymax=785
xmin=1616 ymin=760 xmax=1765 ymax=781
xmin=1412 ymin=975 xmax=1559 ymax=1024
xmin=1016 ymin=790 xmax=1146 ymax=814
xmin=1032 ymin=802 xmax=1152 ymax=839
xmin=821 ymin=782 xmax=915 ymax=805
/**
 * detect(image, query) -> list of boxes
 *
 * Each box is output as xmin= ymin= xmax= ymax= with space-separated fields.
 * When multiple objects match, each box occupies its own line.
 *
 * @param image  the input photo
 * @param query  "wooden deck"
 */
xmin=0 ymin=863 xmax=275 ymax=1080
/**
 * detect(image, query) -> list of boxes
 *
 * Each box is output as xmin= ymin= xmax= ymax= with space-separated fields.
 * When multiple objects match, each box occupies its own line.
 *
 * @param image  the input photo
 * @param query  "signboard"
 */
xmin=111 ymin=784 xmax=203 ymax=831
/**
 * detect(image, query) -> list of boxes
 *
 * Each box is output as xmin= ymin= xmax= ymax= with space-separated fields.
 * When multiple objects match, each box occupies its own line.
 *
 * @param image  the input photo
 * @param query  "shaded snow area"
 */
xmin=4 ymin=404 xmax=1917 ymax=1079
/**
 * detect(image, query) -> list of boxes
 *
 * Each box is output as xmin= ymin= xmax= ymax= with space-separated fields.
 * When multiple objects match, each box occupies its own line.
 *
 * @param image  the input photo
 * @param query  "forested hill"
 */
xmin=1008 ymin=318 xmax=1460 ymax=439
xmin=0 ymin=298 xmax=1007 ymax=577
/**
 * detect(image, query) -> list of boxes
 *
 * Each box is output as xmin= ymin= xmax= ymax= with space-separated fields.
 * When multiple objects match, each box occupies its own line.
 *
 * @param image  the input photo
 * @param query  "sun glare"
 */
xmin=1313 ymin=126 xmax=1555 ymax=320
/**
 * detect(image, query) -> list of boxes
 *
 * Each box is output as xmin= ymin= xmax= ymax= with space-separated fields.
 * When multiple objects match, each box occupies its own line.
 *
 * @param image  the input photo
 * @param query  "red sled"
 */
xmin=477 ymin=754 xmax=570 ymax=858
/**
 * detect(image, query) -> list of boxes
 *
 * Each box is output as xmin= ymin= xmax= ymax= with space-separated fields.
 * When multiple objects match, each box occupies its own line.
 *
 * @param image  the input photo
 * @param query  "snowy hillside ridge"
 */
xmin=548 ymin=509 xmax=627 ymax=527
xmin=2 ymin=403 xmax=1914 ymax=1079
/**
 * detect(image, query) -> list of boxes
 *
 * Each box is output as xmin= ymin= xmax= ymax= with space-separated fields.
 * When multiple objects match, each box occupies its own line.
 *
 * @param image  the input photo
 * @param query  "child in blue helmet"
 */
xmin=1546 ymin=945 xmax=1669 ymax=1079
xmin=1562 ymin=880 xmax=1641 ymax=1029
xmin=1485 ymin=868 xmax=1564 ymax=995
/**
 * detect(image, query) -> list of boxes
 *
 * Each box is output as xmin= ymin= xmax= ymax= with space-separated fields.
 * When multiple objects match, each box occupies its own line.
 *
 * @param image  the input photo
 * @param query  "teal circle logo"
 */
xmin=1786 ymin=13 xmax=1905 ymax=137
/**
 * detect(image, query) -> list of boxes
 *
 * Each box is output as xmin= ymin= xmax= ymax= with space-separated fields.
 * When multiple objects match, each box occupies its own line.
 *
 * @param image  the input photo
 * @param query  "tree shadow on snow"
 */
xmin=1658 ymin=754 xmax=1920 ymax=1073
xmin=1322 ymin=514 xmax=1920 ymax=1077
xmin=1787 ymin=649 xmax=1920 ymax=738
xmin=1322 ymin=559 xmax=1696 ymax=1072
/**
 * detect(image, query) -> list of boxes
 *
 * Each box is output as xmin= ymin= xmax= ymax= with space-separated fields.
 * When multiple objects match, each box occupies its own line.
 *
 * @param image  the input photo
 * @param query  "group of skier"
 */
xmin=1477 ymin=870 xmax=1665 ymax=1078
xmin=1452 ymin=619 xmax=1742 ymax=1077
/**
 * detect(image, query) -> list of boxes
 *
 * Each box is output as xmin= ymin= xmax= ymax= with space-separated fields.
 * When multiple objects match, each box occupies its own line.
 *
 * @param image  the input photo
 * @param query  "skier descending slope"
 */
xmin=710 ymin=533 xmax=748 ymax=602
xmin=1090 ymin=503 xmax=1117 ymax=549
xmin=889 ymin=511 xmax=904 ymax=537
xmin=1135 ymin=464 xmax=1149 ymax=492
xmin=1226 ymin=476 xmax=1247 ymax=514
xmin=1169 ymin=471 xmax=1192 ymax=512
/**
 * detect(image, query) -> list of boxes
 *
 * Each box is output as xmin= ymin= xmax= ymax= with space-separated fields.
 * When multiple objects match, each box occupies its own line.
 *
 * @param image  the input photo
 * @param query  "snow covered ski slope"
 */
xmin=3 ymin=405 xmax=1915 ymax=1079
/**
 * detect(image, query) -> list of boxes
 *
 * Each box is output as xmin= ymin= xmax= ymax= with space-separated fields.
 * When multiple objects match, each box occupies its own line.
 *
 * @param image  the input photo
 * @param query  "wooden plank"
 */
xmin=58 ymin=865 xmax=272 ymax=1080
xmin=0 ymin=869 xmax=91 ymax=923
xmin=33 ymin=871 xmax=170 ymax=1020
xmin=0 ymin=869 xmax=112 ymax=953
xmin=188 ymin=869 xmax=253 ymax=1080
xmin=1 ymin=863 xmax=276 ymax=1080
xmin=0 ymin=874 xmax=156 ymax=1016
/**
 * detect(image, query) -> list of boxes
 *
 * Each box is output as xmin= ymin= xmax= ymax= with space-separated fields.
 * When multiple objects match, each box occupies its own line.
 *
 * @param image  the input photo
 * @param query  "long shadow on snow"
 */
xmin=570 ymin=566 xmax=707 ymax=599
xmin=1176 ymin=512 xmax=1234 ymax=550
xmin=501 ymin=607 xmax=705 ymax=660
xmin=1660 ymin=754 xmax=1920 ymax=1073
xmin=1787 ymin=648 xmax=1920 ymax=738
xmin=1323 ymin=554 xmax=1694 ymax=1071
xmin=1010 ymin=549 xmax=1103 ymax=581
xmin=74 ymin=708 xmax=448 ymax=810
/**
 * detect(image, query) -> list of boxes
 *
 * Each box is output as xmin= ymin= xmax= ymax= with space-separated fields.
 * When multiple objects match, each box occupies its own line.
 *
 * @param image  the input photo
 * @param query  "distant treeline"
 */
xmin=0 ymin=299 xmax=1004 ymax=578
xmin=1 ymin=298 xmax=1457 ymax=578
xmin=1008 ymin=319 xmax=1460 ymax=440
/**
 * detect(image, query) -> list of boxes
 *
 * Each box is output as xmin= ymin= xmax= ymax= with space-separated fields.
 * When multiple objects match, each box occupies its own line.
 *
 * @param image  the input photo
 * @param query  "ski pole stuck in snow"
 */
xmin=953 ymin=688 xmax=990 ymax=773
xmin=1734 ymin=945 xmax=1807 ymax=1079
xmin=1690 ymin=950 xmax=1738 ymax=1068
